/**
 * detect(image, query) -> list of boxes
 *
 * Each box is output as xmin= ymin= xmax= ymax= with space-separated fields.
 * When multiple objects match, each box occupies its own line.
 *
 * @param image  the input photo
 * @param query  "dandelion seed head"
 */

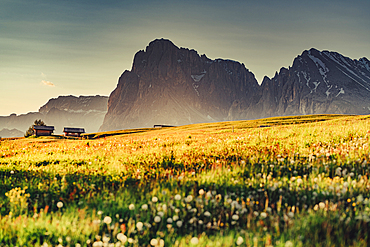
xmin=150 ymin=239 xmax=158 ymax=246
xmin=57 ymin=201 xmax=63 ymax=208
xmin=176 ymin=220 xmax=183 ymax=227
xmin=154 ymin=216 xmax=161 ymax=223
xmin=174 ymin=194 xmax=181 ymax=200
xmin=117 ymin=233 xmax=127 ymax=243
xmin=136 ymin=221 xmax=143 ymax=230
xmin=152 ymin=196 xmax=158 ymax=203
xmin=190 ymin=237 xmax=199 ymax=245
xmin=141 ymin=204 xmax=148 ymax=210
xmin=103 ymin=216 xmax=112 ymax=224
xmin=236 ymin=236 xmax=244 ymax=245
xmin=128 ymin=204 xmax=135 ymax=210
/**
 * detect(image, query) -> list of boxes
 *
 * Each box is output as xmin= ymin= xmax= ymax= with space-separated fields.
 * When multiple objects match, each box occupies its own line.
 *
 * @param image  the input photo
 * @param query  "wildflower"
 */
xmin=152 ymin=196 xmax=158 ymax=203
xmin=141 ymin=204 xmax=148 ymax=210
xmin=236 ymin=236 xmax=244 ymax=245
xmin=10 ymin=170 xmax=14 ymax=174
xmin=357 ymin=194 xmax=364 ymax=203
xmin=150 ymin=239 xmax=158 ymax=246
xmin=154 ymin=216 xmax=161 ymax=223
xmin=176 ymin=220 xmax=183 ymax=227
xmin=175 ymin=208 xmax=180 ymax=213
xmin=319 ymin=202 xmax=326 ymax=209
xmin=232 ymin=214 xmax=239 ymax=221
xmin=103 ymin=216 xmax=112 ymax=224
xmin=102 ymin=235 xmax=110 ymax=243
xmin=287 ymin=212 xmax=294 ymax=218
xmin=158 ymin=211 xmax=164 ymax=217
xmin=204 ymin=211 xmax=211 ymax=217
xmin=173 ymin=215 xmax=179 ymax=221
xmin=190 ymin=237 xmax=199 ymax=245
xmin=199 ymin=189 xmax=205 ymax=195
xmin=167 ymin=218 xmax=173 ymax=223
xmin=136 ymin=222 xmax=143 ymax=231
xmin=97 ymin=210 xmax=103 ymax=215
xmin=253 ymin=211 xmax=259 ymax=217
xmin=285 ymin=241 xmax=294 ymax=247
xmin=260 ymin=212 xmax=267 ymax=218
xmin=186 ymin=195 xmax=193 ymax=202
xmin=117 ymin=233 xmax=127 ymax=243
xmin=128 ymin=238 xmax=134 ymax=243
xmin=128 ymin=204 xmax=135 ymax=210
xmin=57 ymin=201 xmax=63 ymax=209
xmin=174 ymin=194 xmax=181 ymax=200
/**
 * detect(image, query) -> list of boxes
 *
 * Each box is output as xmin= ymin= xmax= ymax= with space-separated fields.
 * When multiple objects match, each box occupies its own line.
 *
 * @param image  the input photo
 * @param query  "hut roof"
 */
xmin=33 ymin=125 xmax=54 ymax=131
xmin=63 ymin=127 xmax=85 ymax=133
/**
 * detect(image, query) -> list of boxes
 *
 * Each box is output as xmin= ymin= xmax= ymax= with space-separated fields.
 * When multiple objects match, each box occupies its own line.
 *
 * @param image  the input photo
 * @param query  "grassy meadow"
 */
xmin=1 ymin=114 xmax=370 ymax=246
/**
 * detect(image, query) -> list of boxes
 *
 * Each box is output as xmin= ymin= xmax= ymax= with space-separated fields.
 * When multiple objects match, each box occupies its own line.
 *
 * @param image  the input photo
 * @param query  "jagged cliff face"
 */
xmin=100 ymin=39 xmax=370 ymax=131
xmin=252 ymin=48 xmax=370 ymax=118
xmin=0 ymin=95 xmax=108 ymax=134
xmin=100 ymin=39 xmax=260 ymax=131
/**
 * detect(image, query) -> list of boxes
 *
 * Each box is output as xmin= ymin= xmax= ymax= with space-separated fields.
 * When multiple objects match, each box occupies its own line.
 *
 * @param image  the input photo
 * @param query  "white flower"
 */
xmin=128 ymin=238 xmax=134 ymax=243
xmin=150 ymin=239 xmax=158 ymax=246
xmin=186 ymin=195 xmax=193 ymax=202
xmin=103 ymin=216 xmax=112 ymax=224
xmin=154 ymin=216 xmax=161 ymax=223
xmin=97 ymin=210 xmax=103 ymax=215
xmin=232 ymin=214 xmax=239 ymax=221
xmin=176 ymin=220 xmax=183 ymax=227
xmin=173 ymin=215 xmax=179 ymax=221
xmin=204 ymin=211 xmax=211 ymax=217
xmin=260 ymin=212 xmax=267 ymax=218
xmin=152 ymin=196 xmax=158 ymax=203
xmin=287 ymin=212 xmax=294 ymax=218
xmin=128 ymin=204 xmax=135 ymax=210
xmin=117 ymin=233 xmax=127 ymax=243
xmin=236 ymin=236 xmax=244 ymax=245
xmin=199 ymin=189 xmax=205 ymax=195
xmin=174 ymin=194 xmax=181 ymax=200
xmin=157 ymin=211 xmax=164 ymax=217
xmin=319 ymin=202 xmax=326 ymax=209
xmin=136 ymin=221 xmax=143 ymax=231
xmin=141 ymin=204 xmax=148 ymax=210
xmin=57 ymin=201 xmax=63 ymax=208
xmin=285 ymin=240 xmax=294 ymax=247
xmin=190 ymin=237 xmax=199 ymax=245
xmin=102 ymin=235 xmax=110 ymax=243
xmin=167 ymin=218 xmax=173 ymax=223
xmin=357 ymin=194 xmax=364 ymax=203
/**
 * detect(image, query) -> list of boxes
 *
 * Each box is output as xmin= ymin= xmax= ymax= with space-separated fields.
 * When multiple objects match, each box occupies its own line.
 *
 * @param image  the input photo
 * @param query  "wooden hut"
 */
xmin=63 ymin=127 xmax=85 ymax=137
xmin=33 ymin=125 xmax=54 ymax=136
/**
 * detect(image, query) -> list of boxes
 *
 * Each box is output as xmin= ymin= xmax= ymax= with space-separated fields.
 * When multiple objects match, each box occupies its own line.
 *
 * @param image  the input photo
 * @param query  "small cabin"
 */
xmin=33 ymin=125 xmax=54 ymax=136
xmin=63 ymin=127 xmax=85 ymax=137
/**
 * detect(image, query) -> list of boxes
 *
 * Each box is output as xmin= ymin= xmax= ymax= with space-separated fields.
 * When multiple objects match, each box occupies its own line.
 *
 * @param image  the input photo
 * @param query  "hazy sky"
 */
xmin=1 ymin=0 xmax=369 ymax=116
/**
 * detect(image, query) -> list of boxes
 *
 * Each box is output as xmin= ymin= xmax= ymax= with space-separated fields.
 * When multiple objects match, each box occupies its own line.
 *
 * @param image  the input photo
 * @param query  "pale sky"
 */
xmin=1 ymin=0 xmax=369 ymax=116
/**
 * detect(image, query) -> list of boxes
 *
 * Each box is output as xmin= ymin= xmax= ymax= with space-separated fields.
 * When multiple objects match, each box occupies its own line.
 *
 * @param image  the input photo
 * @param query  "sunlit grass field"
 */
xmin=1 ymin=114 xmax=370 ymax=246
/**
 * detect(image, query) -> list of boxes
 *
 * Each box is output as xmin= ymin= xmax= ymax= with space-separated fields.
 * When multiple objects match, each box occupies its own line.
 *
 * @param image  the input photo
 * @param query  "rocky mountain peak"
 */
xmin=99 ymin=39 xmax=370 ymax=131
xmin=100 ymin=39 xmax=260 ymax=131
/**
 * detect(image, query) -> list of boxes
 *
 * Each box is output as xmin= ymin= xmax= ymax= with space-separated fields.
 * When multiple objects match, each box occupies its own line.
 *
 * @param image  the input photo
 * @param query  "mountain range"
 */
xmin=0 ymin=95 xmax=108 ymax=136
xmin=2 ymin=39 xmax=370 ymax=136
xmin=99 ymin=39 xmax=370 ymax=131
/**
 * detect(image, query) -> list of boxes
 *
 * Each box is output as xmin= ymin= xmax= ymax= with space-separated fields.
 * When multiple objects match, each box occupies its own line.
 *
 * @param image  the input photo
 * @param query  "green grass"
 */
xmin=1 ymin=114 xmax=370 ymax=246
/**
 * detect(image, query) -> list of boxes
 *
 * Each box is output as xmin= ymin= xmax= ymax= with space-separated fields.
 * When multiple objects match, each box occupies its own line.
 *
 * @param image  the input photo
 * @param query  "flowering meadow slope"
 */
xmin=1 ymin=114 xmax=370 ymax=246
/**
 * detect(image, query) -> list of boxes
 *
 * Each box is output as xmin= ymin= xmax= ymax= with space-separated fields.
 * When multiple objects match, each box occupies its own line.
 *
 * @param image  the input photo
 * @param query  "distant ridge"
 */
xmin=99 ymin=39 xmax=370 ymax=131
xmin=0 ymin=95 xmax=108 ymax=134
